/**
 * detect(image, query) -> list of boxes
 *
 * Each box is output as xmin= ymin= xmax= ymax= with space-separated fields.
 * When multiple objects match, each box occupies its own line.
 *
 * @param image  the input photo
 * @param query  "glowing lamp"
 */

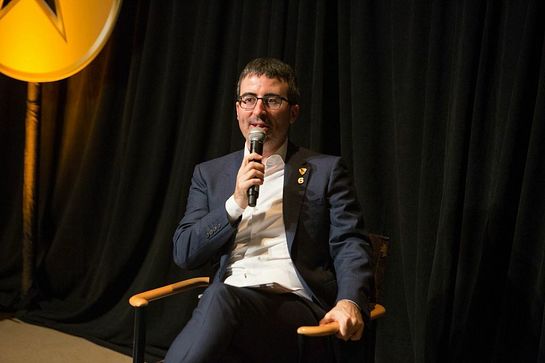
xmin=0 ymin=0 xmax=122 ymax=296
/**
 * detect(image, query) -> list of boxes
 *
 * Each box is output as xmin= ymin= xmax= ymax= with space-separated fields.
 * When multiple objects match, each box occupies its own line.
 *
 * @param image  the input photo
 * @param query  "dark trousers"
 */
xmin=164 ymin=282 xmax=334 ymax=363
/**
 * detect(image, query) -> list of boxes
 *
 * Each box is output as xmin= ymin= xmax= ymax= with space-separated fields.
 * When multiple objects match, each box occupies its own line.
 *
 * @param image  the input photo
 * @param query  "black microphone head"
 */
xmin=249 ymin=127 xmax=266 ymax=142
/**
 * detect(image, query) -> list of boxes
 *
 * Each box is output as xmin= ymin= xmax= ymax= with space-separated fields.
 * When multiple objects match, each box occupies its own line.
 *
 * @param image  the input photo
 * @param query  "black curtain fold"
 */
xmin=0 ymin=75 xmax=26 ymax=310
xmin=1 ymin=0 xmax=544 ymax=362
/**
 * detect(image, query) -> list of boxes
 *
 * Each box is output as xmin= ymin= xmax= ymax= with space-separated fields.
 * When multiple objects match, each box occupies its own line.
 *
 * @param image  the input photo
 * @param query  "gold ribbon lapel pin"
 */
xmin=297 ymin=167 xmax=307 ymax=184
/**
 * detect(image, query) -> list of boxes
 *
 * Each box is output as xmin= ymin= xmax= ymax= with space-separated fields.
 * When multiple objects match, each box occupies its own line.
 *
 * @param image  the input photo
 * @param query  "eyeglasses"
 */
xmin=237 ymin=94 xmax=289 ymax=110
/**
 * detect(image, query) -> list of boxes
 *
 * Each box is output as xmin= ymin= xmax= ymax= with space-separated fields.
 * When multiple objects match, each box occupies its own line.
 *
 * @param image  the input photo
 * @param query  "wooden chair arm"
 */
xmin=129 ymin=277 xmax=385 ymax=337
xmin=297 ymin=303 xmax=386 ymax=336
xmin=129 ymin=277 xmax=210 ymax=308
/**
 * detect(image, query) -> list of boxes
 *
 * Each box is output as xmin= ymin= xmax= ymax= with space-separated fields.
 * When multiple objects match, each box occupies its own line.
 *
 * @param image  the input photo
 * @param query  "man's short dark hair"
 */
xmin=237 ymin=58 xmax=300 ymax=104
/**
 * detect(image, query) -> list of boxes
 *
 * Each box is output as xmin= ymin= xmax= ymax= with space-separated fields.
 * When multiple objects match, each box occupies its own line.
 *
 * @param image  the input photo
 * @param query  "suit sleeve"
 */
xmin=172 ymin=164 xmax=238 ymax=270
xmin=327 ymin=157 xmax=373 ymax=319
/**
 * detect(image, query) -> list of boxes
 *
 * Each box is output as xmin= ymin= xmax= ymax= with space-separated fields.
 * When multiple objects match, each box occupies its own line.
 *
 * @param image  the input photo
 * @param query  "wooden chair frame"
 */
xmin=129 ymin=234 xmax=389 ymax=363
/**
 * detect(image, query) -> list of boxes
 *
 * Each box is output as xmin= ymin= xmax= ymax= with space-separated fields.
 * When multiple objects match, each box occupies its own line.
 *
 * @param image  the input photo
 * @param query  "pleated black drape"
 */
xmin=1 ymin=1 xmax=544 ymax=362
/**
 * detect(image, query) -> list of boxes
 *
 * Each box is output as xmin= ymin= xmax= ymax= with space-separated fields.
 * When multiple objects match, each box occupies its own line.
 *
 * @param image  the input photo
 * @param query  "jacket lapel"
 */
xmin=283 ymin=143 xmax=310 ymax=253
xmin=207 ymin=150 xmax=243 ymax=208
xmin=224 ymin=150 xmax=243 ymax=200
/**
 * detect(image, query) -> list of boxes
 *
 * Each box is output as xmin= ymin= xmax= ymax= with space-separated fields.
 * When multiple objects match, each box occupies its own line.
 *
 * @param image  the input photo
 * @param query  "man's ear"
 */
xmin=290 ymin=104 xmax=300 ymax=124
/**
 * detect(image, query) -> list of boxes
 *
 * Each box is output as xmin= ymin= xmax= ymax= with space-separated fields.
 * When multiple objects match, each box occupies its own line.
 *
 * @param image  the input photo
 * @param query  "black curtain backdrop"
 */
xmin=1 ymin=1 xmax=544 ymax=362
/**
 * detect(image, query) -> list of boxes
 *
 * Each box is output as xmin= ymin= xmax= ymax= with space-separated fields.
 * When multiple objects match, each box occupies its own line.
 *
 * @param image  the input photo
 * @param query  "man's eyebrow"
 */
xmin=240 ymin=92 xmax=282 ymax=97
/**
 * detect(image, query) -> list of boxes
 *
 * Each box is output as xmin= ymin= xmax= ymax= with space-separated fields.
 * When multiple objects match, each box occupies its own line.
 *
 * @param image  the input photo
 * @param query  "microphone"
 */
xmin=247 ymin=127 xmax=266 ymax=207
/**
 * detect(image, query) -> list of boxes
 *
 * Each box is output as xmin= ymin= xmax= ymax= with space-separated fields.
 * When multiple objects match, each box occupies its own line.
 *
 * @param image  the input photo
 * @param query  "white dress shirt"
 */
xmin=223 ymin=141 xmax=311 ymax=300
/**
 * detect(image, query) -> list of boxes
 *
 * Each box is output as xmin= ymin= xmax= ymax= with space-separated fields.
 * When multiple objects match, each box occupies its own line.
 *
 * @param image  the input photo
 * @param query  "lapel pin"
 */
xmin=298 ymin=167 xmax=307 ymax=176
xmin=297 ymin=177 xmax=305 ymax=185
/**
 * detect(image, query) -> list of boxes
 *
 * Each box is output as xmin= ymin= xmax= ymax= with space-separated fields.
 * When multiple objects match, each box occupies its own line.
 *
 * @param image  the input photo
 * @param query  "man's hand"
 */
xmin=233 ymin=152 xmax=265 ymax=209
xmin=320 ymin=299 xmax=364 ymax=341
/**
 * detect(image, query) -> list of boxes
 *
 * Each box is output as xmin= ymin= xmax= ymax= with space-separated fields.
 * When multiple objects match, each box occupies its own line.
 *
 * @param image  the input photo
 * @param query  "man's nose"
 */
xmin=252 ymin=98 xmax=266 ymax=115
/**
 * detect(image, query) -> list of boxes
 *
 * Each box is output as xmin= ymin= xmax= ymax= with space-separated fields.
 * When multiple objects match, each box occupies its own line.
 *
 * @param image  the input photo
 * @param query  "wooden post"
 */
xmin=22 ymin=82 xmax=41 ymax=298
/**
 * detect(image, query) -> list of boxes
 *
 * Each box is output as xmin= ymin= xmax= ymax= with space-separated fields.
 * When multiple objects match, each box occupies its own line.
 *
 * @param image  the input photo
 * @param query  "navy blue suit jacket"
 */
xmin=173 ymin=142 xmax=373 ymax=317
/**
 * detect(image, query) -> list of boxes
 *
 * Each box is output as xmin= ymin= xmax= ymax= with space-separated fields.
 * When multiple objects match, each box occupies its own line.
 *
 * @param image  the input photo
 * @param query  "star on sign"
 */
xmin=0 ymin=0 xmax=67 ymax=41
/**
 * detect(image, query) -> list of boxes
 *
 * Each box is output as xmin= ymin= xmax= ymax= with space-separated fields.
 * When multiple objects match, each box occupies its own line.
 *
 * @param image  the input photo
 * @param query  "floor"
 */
xmin=0 ymin=317 xmax=132 ymax=363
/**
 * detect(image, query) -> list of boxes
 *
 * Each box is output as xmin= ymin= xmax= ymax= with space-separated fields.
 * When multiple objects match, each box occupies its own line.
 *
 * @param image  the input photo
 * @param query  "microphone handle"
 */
xmin=248 ymin=189 xmax=258 ymax=207
xmin=247 ymin=139 xmax=264 ymax=207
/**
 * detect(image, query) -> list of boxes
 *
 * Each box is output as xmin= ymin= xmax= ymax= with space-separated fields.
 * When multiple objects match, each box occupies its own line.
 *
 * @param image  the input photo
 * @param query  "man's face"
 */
xmin=236 ymin=74 xmax=299 ymax=155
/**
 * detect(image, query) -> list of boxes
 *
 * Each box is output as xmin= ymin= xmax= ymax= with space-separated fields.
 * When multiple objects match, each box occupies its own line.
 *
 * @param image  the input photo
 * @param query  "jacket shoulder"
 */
xmin=195 ymin=150 xmax=243 ymax=171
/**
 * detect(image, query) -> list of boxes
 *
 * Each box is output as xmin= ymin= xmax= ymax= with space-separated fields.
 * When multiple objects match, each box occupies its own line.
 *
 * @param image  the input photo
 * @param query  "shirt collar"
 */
xmin=244 ymin=139 xmax=288 ymax=163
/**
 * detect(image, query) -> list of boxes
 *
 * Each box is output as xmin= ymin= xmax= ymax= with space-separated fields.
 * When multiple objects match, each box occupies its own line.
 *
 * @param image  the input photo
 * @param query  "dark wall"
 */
xmin=1 ymin=1 xmax=544 ymax=362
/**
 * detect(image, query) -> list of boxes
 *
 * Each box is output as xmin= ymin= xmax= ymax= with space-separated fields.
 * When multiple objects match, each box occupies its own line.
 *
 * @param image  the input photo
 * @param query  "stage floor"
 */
xmin=0 ymin=316 xmax=131 ymax=363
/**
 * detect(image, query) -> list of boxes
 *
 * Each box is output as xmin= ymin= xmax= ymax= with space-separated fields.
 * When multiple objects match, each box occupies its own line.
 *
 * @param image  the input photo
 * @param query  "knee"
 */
xmin=202 ymin=282 xmax=232 ymax=299
xmin=192 ymin=283 xmax=244 ymax=329
xmin=199 ymin=283 xmax=239 ymax=310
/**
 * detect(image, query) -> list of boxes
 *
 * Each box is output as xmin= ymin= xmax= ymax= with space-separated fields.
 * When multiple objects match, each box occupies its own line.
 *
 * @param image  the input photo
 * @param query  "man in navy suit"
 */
xmin=165 ymin=58 xmax=373 ymax=362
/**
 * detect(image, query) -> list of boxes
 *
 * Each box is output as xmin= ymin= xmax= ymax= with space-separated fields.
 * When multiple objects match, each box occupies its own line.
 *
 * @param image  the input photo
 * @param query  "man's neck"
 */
xmin=246 ymin=139 xmax=288 ymax=161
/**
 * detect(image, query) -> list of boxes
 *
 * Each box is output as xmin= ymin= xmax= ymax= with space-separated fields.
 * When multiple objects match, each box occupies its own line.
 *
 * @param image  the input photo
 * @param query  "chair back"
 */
xmin=368 ymin=234 xmax=390 ymax=308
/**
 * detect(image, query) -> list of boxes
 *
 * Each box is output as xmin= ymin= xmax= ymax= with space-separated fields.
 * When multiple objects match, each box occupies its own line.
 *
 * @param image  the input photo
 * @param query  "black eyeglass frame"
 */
xmin=236 ymin=94 xmax=290 ymax=110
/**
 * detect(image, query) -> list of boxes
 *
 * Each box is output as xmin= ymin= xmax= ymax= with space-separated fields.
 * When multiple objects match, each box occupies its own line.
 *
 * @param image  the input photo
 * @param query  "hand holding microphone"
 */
xmin=233 ymin=127 xmax=266 ymax=208
xmin=247 ymin=128 xmax=266 ymax=207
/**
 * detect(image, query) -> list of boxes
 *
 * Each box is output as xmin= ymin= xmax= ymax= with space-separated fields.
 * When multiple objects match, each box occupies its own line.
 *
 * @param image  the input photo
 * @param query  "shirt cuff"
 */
xmin=338 ymin=299 xmax=361 ymax=312
xmin=225 ymin=195 xmax=245 ymax=223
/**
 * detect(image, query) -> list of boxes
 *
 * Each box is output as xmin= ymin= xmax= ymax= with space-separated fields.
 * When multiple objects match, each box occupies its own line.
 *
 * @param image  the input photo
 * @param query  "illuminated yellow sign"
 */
xmin=0 ymin=0 xmax=122 ymax=82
